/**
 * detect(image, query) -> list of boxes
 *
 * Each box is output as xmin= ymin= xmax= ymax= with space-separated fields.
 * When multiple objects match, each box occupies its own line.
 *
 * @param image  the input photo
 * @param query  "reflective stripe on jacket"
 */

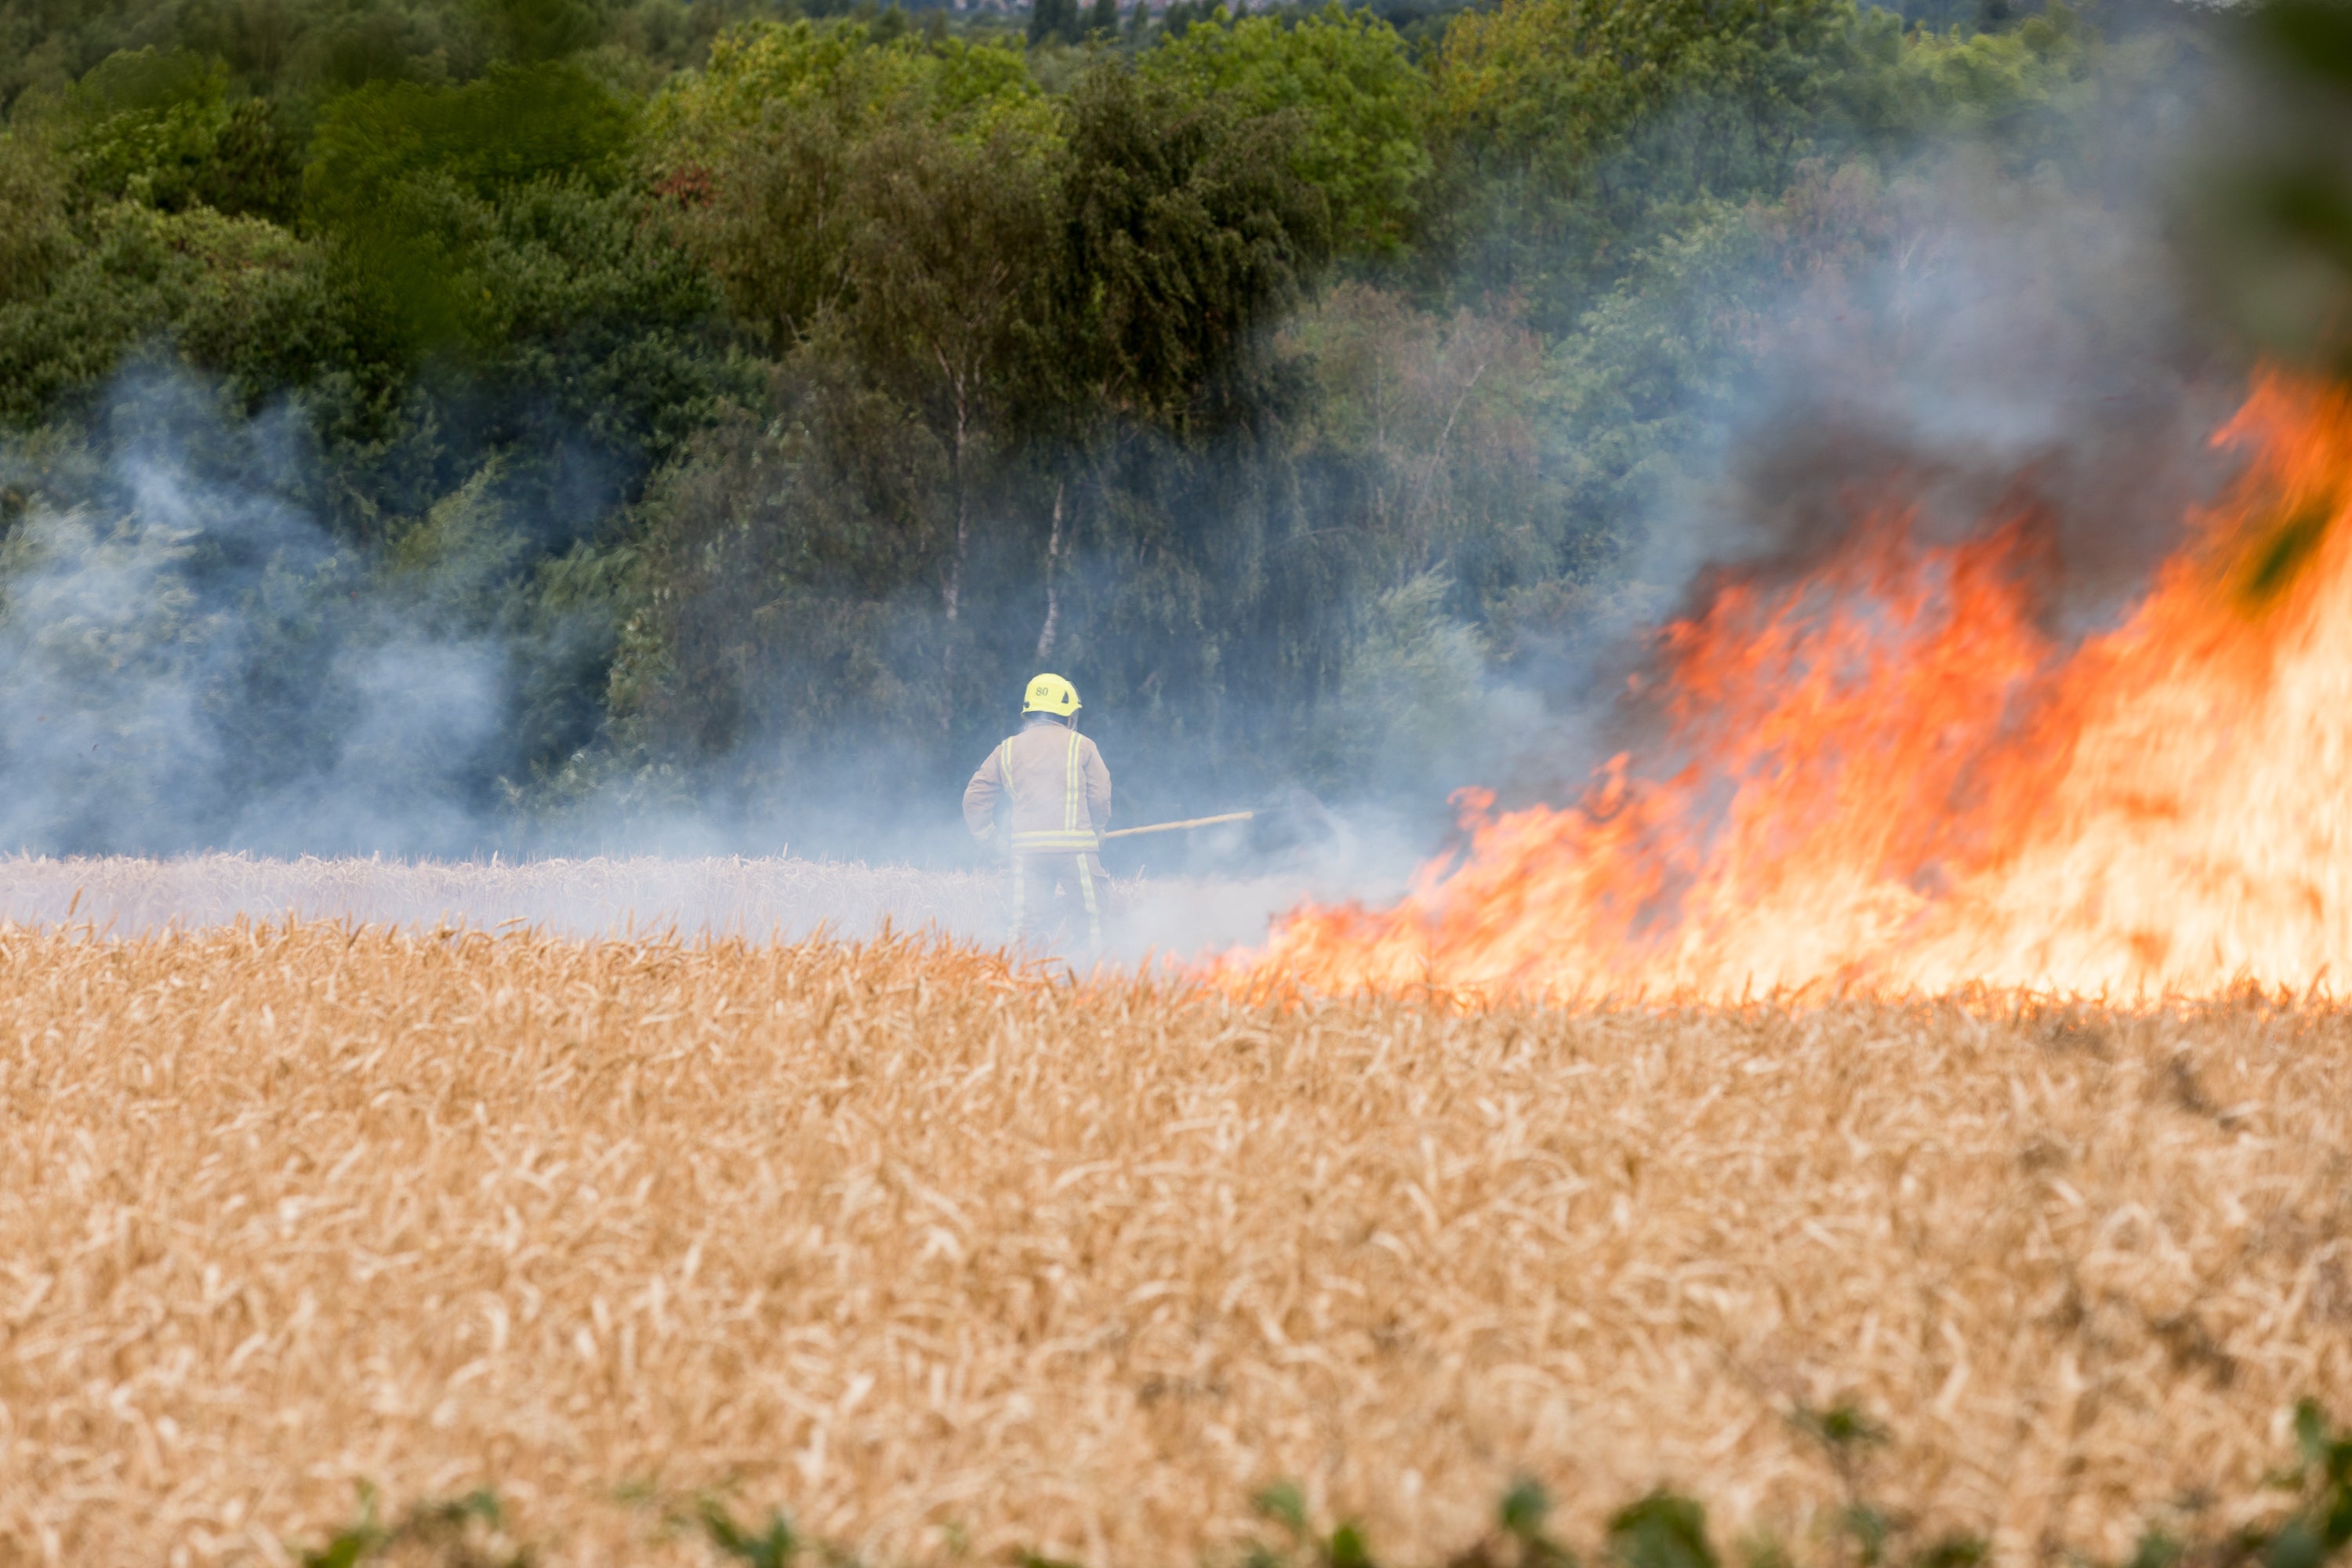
xmin=962 ymin=720 xmax=1111 ymax=851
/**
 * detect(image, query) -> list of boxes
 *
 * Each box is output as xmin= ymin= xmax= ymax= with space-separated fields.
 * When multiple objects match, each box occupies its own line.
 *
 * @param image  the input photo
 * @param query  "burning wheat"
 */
xmin=1229 ymin=375 xmax=2352 ymax=1001
xmin=4 ymin=922 xmax=2349 ymax=1566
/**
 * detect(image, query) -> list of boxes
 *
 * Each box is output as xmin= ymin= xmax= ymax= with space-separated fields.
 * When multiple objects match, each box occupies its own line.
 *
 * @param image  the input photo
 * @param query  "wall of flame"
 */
xmin=1228 ymin=374 xmax=2352 ymax=1000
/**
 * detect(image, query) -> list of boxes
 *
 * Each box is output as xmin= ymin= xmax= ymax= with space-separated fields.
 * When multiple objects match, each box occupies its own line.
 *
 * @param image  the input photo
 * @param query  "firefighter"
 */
xmin=962 ymin=673 xmax=1112 ymax=949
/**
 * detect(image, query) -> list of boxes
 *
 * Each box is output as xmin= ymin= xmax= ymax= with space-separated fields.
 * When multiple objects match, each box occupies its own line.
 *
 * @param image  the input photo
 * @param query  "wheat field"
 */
xmin=4 ymin=920 xmax=2350 ymax=1568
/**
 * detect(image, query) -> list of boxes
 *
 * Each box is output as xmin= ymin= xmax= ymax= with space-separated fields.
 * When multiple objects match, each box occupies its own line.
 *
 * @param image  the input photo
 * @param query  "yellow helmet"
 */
xmin=1022 ymin=672 xmax=1081 ymax=717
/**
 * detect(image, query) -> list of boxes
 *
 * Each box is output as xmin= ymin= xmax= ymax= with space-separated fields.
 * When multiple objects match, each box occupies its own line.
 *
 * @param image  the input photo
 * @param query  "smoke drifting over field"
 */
xmin=0 ymin=7 xmax=2304 ymax=960
xmin=0 ymin=376 xmax=511 ymax=858
xmin=0 ymin=851 xmax=1369 ymax=957
xmin=0 ymin=369 xmax=1432 ymax=949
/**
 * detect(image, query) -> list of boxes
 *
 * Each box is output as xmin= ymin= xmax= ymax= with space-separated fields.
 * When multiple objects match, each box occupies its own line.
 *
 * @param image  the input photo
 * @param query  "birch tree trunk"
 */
xmin=942 ymin=383 xmax=970 ymax=626
xmin=1035 ymin=477 xmax=1066 ymax=662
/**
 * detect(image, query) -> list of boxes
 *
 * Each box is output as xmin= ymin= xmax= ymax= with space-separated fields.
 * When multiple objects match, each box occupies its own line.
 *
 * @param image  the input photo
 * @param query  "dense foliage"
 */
xmin=0 ymin=0 xmax=2241 ymax=855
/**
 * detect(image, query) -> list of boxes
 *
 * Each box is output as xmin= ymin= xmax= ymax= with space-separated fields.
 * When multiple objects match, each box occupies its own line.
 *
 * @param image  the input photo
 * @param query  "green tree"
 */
xmin=1140 ymin=4 xmax=1432 ymax=254
xmin=1428 ymin=0 xmax=1881 ymax=325
xmin=303 ymin=60 xmax=637 ymax=354
xmin=0 ymin=129 xmax=71 ymax=309
xmin=1054 ymin=61 xmax=1332 ymax=427
xmin=611 ymin=376 xmax=958 ymax=787
xmin=666 ymin=21 xmax=1053 ymax=354
xmin=1281 ymin=281 xmax=1550 ymax=615
xmin=653 ymin=20 xmax=1051 ymax=160
xmin=56 ymin=48 xmax=300 ymax=222
xmin=0 ymin=198 xmax=322 ymax=426
xmin=837 ymin=120 xmax=1058 ymax=633
xmin=488 ymin=0 xmax=606 ymax=62
xmin=1029 ymin=0 xmax=1083 ymax=48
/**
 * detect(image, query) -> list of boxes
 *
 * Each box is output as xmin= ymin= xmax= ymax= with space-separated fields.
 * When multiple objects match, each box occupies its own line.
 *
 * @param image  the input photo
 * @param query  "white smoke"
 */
xmin=0 ymin=375 xmax=512 ymax=857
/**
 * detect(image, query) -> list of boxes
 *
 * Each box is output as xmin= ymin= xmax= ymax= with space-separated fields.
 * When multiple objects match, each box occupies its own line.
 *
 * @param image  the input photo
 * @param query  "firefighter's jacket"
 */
xmin=963 ymin=719 xmax=1112 ymax=854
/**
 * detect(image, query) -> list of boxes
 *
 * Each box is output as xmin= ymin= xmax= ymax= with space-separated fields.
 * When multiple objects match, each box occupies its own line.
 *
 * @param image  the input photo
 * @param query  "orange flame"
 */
xmin=1225 ymin=373 xmax=2352 ymax=1001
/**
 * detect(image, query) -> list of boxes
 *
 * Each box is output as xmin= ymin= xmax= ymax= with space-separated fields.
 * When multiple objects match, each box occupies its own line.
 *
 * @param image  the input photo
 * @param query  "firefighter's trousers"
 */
xmin=1008 ymin=851 xmax=1103 ymax=951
